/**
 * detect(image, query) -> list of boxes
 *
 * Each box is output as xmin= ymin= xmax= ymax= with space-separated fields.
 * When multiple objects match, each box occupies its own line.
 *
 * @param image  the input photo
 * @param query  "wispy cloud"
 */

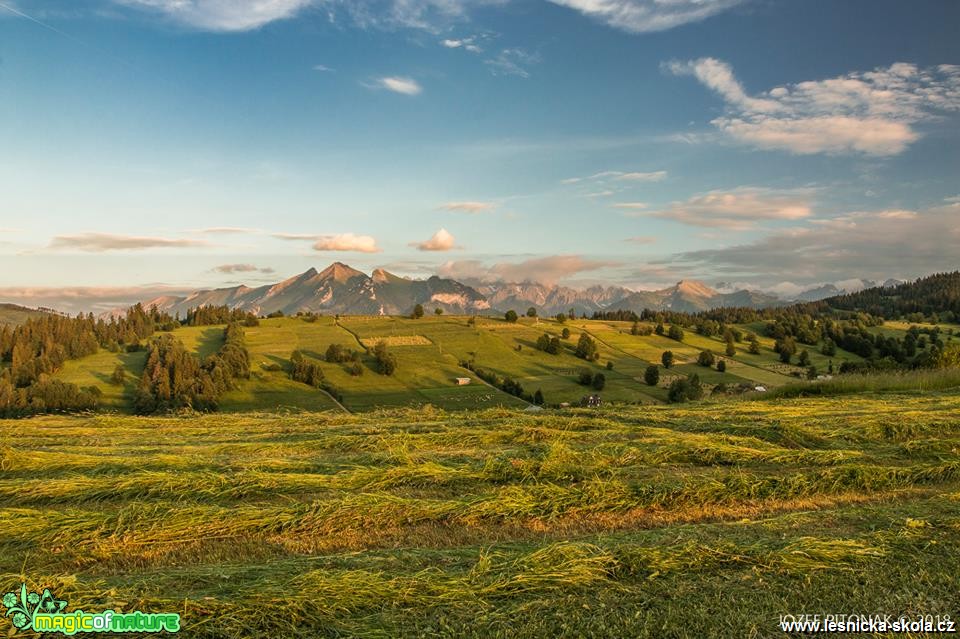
xmin=441 ymin=36 xmax=483 ymax=53
xmin=624 ymin=236 xmax=657 ymax=244
xmin=612 ymin=202 xmax=648 ymax=210
xmin=441 ymin=201 xmax=496 ymax=213
xmin=373 ymin=76 xmax=423 ymax=95
xmin=667 ymin=58 xmax=960 ymax=156
xmin=617 ymin=171 xmax=668 ymax=182
xmin=547 ymin=0 xmax=745 ymax=33
xmin=485 ymin=48 xmax=539 ymax=78
xmin=111 ymin=0 xmax=313 ymax=32
xmin=646 ymin=187 xmax=813 ymax=229
xmin=49 ymin=233 xmax=212 ymax=252
xmin=412 ymin=228 xmax=459 ymax=251
xmin=313 ymin=63 xmax=334 ymax=72
xmin=563 ymin=169 xmax=668 ymax=184
xmin=213 ymin=263 xmax=275 ymax=274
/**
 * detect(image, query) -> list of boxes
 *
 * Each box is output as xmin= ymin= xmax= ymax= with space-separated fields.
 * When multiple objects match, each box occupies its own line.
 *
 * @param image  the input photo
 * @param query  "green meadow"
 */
xmin=2 ymin=393 xmax=959 ymax=637
xmin=45 ymin=315 xmax=915 ymax=413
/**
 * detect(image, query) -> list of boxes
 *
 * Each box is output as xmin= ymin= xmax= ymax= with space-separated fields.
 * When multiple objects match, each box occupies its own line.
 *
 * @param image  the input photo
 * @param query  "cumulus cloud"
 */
xmin=49 ymin=233 xmax=211 ymax=252
xmin=547 ymin=0 xmax=745 ymax=33
xmin=441 ymin=201 xmax=496 ymax=213
xmin=663 ymin=202 xmax=960 ymax=282
xmin=667 ymin=58 xmax=960 ymax=155
xmin=439 ymin=255 xmax=619 ymax=284
xmin=374 ymin=76 xmax=422 ymax=95
xmin=112 ymin=0 xmax=312 ymax=32
xmin=646 ymin=187 xmax=813 ymax=229
xmin=312 ymin=233 xmax=381 ymax=253
xmin=213 ymin=263 xmax=276 ymax=274
xmin=412 ymin=228 xmax=459 ymax=251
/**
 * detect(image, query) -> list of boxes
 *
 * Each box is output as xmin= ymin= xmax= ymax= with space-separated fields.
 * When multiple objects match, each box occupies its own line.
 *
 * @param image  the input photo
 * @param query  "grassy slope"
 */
xmin=50 ymin=315 xmax=958 ymax=413
xmin=0 ymin=304 xmax=48 ymax=327
xmin=1 ymin=393 xmax=959 ymax=637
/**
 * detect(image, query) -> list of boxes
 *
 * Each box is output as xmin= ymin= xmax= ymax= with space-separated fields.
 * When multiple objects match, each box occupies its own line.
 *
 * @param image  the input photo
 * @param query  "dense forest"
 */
xmin=134 ymin=323 xmax=250 ymax=414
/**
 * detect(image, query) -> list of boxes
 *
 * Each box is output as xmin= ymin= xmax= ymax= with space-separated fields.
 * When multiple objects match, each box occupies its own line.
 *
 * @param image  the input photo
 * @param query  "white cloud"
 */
xmin=648 ymin=187 xmax=813 ymax=229
xmin=668 ymin=58 xmax=960 ymax=155
xmin=617 ymin=170 xmax=667 ymax=182
xmin=412 ymin=228 xmax=458 ymax=251
xmin=375 ymin=76 xmax=423 ymax=95
xmin=112 ymin=0 xmax=312 ymax=32
xmin=339 ymin=0 xmax=507 ymax=32
xmin=612 ymin=202 xmax=648 ymax=210
xmin=49 ymin=233 xmax=212 ymax=252
xmin=485 ymin=48 xmax=539 ymax=78
xmin=441 ymin=201 xmax=496 ymax=213
xmin=441 ymin=36 xmax=482 ymax=52
xmin=272 ymin=232 xmax=319 ymax=241
xmin=313 ymin=233 xmax=381 ymax=253
xmin=564 ymin=169 xmax=667 ymax=184
xmin=547 ymin=0 xmax=745 ymax=33
xmin=313 ymin=64 xmax=334 ymax=72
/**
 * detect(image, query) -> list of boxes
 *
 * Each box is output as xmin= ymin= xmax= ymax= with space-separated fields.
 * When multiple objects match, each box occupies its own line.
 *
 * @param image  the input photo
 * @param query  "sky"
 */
xmin=1 ymin=0 xmax=959 ymax=310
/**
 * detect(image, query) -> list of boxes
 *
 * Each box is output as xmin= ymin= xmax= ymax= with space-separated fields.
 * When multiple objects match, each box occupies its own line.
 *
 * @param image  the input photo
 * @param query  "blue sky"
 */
xmin=1 ymin=0 xmax=958 ymax=308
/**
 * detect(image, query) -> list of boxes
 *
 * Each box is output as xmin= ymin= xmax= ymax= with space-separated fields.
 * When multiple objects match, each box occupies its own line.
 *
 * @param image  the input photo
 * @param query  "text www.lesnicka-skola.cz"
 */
xmin=780 ymin=614 xmax=955 ymax=634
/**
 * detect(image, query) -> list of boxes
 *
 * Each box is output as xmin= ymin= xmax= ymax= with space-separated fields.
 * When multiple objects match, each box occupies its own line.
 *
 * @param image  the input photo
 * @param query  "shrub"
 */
xmin=644 ymin=365 xmax=659 ymax=386
xmin=592 ymin=373 xmax=606 ymax=391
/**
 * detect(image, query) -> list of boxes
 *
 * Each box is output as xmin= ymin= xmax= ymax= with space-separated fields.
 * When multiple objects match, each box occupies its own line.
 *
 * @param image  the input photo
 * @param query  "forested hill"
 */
xmin=0 ymin=304 xmax=50 ymax=327
xmin=825 ymin=271 xmax=960 ymax=320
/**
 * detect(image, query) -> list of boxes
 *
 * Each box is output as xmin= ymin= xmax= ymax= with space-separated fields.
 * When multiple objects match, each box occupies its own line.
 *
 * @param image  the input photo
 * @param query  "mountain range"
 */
xmin=139 ymin=262 xmax=815 ymax=318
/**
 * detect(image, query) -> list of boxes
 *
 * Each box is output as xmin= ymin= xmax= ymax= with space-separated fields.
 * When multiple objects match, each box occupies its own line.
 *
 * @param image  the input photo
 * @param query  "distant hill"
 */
xmin=824 ymin=271 xmax=960 ymax=318
xmin=140 ymin=263 xmax=787 ymax=317
xmin=0 ymin=303 xmax=52 ymax=327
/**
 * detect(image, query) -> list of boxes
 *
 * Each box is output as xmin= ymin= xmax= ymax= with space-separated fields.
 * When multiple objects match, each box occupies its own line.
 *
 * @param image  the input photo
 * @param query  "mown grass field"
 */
xmin=48 ymin=315 xmax=905 ymax=413
xmin=2 ymin=392 xmax=959 ymax=637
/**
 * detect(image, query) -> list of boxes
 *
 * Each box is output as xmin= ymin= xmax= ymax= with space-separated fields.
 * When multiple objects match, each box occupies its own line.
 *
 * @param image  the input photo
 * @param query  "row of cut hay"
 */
xmin=4 ymin=461 xmax=959 ymax=551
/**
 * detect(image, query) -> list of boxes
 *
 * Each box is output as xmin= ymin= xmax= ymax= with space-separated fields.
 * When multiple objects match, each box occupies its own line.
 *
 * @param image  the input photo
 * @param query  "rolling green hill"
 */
xmin=44 ymin=314 xmax=904 ymax=413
